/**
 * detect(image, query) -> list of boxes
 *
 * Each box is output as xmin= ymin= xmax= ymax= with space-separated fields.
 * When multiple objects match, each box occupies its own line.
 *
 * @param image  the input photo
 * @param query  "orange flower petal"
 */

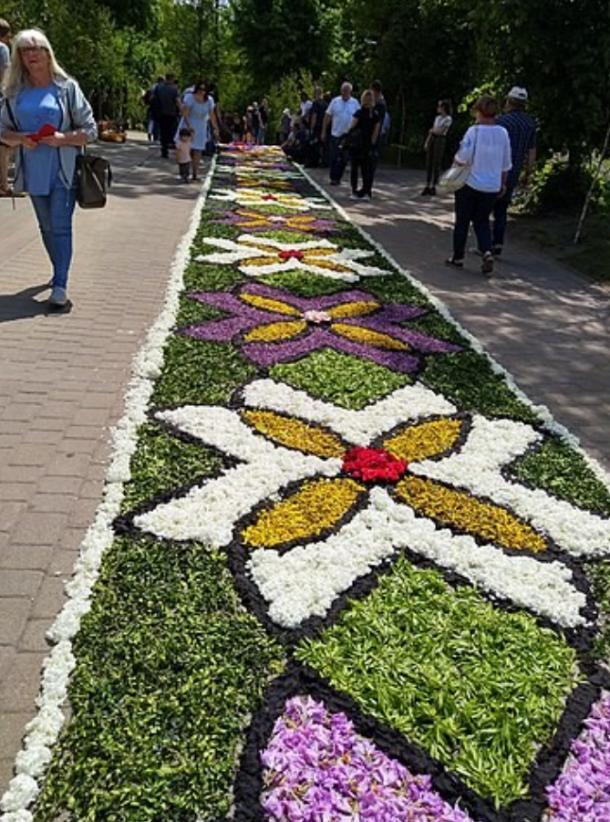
xmin=395 ymin=475 xmax=547 ymax=553
xmin=242 ymin=477 xmax=365 ymax=548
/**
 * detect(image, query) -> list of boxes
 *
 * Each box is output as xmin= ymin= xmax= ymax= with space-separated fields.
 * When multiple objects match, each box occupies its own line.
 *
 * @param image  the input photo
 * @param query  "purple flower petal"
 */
xmin=260 ymin=695 xmax=473 ymax=821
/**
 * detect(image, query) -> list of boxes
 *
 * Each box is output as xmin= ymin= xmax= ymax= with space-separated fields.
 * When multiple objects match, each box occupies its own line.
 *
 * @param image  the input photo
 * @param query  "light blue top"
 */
xmin=15 ymin=84 xmax=61 ymax=195
xmin=455 ymin=124 xmax=512 ymax=193
xmin=0 ymin=77 xmax=97 ymax=194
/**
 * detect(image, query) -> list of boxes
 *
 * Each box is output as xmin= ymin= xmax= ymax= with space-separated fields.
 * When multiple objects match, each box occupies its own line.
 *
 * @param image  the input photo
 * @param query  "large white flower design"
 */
xmin=209 ymin=187 xmax=331 ymax=211
xmin=194 ymin=234 xmax=391 ymax=282
xmin=133 ymin=381 xmax=610 ymax=630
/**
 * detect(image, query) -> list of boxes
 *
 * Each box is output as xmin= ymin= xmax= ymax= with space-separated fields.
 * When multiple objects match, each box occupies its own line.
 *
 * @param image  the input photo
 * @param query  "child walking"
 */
xmin=176 ymin=127 xmax=192 ymax=182
xmin=422 ymin=100 xmax=453 ymax=195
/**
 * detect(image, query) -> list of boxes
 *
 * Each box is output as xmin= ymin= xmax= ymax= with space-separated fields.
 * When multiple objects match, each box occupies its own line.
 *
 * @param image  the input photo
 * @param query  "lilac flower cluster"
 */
xmin=546 ymin=693 xmax=610 ymax=821
xmin=260 ymin=695 xmax=473 ymax=821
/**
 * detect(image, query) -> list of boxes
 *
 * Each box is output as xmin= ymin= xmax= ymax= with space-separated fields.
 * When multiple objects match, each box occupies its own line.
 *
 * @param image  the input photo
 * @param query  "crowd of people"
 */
xmin=0 ymin=13 xmax=539 ymax=311
xmin=280 ymin=80 xmax=390 ymax=201
xmin=143 ymin=74 xmax=221 ymax=182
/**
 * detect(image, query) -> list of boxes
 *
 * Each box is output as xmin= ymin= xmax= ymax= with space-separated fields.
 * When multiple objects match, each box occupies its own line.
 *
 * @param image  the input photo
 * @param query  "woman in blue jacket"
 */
xmin=0 ymin=28 xmax=97 ymax=307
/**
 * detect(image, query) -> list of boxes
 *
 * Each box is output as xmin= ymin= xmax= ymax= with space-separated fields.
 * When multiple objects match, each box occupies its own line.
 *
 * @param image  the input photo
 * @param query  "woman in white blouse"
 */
xmin=446 ymin=95 xmax=511 ymax=276
xmin=422 ymin=99 xmax=452 ymax=196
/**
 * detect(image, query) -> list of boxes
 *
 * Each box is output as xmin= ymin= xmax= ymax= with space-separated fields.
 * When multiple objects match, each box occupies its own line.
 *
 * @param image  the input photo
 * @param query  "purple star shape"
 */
xmin=212 ymin=210 xmax=340 ymax=234
xmin=179 ymin=283 xmax=461 ymax=373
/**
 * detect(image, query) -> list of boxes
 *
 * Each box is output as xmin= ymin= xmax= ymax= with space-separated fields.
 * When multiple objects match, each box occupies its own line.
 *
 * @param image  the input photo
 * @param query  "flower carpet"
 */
xmin=4 ymin=144 xmax=610 ymax=822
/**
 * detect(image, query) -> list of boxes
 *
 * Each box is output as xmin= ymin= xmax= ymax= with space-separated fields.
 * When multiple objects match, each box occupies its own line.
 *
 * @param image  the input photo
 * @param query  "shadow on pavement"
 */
xmin=0 ymin=283 xmax=72 ymax=323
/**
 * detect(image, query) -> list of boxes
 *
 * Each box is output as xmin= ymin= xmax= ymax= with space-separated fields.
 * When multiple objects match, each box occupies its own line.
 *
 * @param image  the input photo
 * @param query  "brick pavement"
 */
xmin=0 ymin=134 xmax=203 ymax=790
xmin=309 ymin=166 xmax=610 ymax=471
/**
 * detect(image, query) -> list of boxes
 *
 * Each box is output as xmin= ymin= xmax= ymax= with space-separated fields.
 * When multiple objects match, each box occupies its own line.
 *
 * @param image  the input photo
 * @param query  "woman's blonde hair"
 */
xmin=3 ymin=29 xmax=69 ymax=98
xmin=361 ymin=89 xmax=374 ymax=106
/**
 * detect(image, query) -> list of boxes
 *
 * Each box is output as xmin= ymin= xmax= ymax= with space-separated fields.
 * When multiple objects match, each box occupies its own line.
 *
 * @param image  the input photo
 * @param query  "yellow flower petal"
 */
xmin=240 ymin=292 xmax=302 ymax=316
xmin=241 ymin=256 xmax=284 ymax=268
xmin=244 ymin=320 xmax=308 ymax=343
xmin=327 ymin=300 xmax=379 ymax=319
xmin=332 ymin=323 xmax=408 ymax=350
xmin=384 ymin=418 xmax=464 ymax=464
xmin=241 ymin=410 xmax=346 ymax=458
xmin=395 ymin=475 xmax=547 ymax=553
xmin=243 ymin=478 xmax=365 ymax=548
xmin=307 ymin=258 xmax=354 ymax=275
xmin=238 ymin=178 xmax=291 ymax=190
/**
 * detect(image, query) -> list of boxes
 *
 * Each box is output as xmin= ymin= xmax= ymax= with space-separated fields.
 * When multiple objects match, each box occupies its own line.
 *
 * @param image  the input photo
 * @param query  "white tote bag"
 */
xmin=439 ymin=126 xmax=479 ymax=194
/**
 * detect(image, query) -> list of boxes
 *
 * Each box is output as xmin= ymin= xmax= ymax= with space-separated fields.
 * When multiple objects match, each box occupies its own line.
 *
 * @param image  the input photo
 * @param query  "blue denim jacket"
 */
xmin=0 ymin=76 xmax=97 ymax=193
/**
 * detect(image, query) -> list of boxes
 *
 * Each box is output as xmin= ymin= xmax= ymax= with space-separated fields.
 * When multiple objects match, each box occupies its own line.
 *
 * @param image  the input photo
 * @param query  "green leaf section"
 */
xmin=271 ymin=348 xmax=410 ymax=410
xmin=588 ymin=561 xmax=610 ymax=660
xmin=34 ymin=535 xmax=284 ymax=822
xmin=423 ymin=351 xmax=539 ymax=422
xmin=296 ymin=557 xmax=578 ymax=807
xmin=121 ymin=422 xmax=223 ymax=514
xmin=261 ymin=269 xmax=347 ymax=296
xmin=183 ymin=261 xmax=244 ymax=294
xmin=510 ymin=438 xmax=610 ymax=516
xmin=152 ymin=335 xmax=256 ymax=408
xmin=409 ymin=311 xmax=469 ymax=347
xmin=174 ymin=294 xmax=226 ymax=329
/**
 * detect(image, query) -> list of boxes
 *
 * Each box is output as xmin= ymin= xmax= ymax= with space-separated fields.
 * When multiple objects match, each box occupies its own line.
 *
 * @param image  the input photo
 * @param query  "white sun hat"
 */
xmin=508 ymin=86 xmax=528 ymax=101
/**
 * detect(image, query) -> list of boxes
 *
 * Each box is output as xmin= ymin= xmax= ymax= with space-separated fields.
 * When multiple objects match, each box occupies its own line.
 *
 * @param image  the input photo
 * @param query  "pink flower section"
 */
xmin=546 ymin=693 xmax=610 ymax=821
xmin=261 ymin=695 xmax=473 ymax=821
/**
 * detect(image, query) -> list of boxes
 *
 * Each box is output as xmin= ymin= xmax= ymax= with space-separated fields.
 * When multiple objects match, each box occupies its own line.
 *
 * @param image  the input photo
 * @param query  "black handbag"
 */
xmin=74 ymin=153 xmax=112 ymax=209
xmin=341 ymin=126 xmax=363 ymax=154
xmin=67 ymin=87 xmax=112 ymax=209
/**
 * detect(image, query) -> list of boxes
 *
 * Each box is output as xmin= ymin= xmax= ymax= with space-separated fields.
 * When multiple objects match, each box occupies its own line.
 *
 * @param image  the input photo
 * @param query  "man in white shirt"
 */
xmin=0 ymin=18 xmax=12 ymax=196
xmin=322 ymin=82 xmax=359 ymax=185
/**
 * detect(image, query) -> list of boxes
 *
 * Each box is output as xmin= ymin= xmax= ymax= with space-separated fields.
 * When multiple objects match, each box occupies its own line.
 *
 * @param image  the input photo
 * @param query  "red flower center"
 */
xmin=279 ymin=249 xmax=305 ymax=261
xmin=342 ymin=447 xmax=408 ymax=484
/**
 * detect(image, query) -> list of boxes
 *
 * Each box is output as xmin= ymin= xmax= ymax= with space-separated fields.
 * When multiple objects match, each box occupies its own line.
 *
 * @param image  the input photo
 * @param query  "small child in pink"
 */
xmin=176 ymin=127 xmax=193 ymax=182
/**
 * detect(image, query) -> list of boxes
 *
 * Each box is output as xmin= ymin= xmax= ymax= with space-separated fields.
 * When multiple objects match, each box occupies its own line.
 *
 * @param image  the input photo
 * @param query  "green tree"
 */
xmin=472 ymin=0 xmax=610 ymax=163
xmin=231 ymin=0 xmax=335 ymax=92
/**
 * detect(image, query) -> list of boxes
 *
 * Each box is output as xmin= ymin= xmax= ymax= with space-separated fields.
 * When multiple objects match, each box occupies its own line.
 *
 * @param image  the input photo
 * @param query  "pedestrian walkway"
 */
xmin=0 ymin=133 xmax=203 ymax=789
xmin=308 ymin=165 xmax=610 ymax=471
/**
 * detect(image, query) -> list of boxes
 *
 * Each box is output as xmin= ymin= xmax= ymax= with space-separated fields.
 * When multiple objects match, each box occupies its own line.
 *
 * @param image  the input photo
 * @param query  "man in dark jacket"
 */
xmin=154 ymin=75 xmax=180 ymax=159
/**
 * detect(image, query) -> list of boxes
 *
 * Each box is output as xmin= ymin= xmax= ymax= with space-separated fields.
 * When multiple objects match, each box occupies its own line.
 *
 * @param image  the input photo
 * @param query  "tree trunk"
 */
xmin=573 ymin=118 xmax=610 ymax=244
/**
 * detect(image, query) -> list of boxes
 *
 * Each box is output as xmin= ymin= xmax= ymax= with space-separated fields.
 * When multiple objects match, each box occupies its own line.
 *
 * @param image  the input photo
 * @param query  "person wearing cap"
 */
xmin=492 ymin=86 xmax=537 ymax=256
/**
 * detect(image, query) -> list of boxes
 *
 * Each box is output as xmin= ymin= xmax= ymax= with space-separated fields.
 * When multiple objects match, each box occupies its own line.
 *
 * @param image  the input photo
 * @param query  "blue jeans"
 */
xmin=30 ymin=179 xmax=77 ymax=290
xmin=492 ymin=185 xmax=515 ymax=247
xmin=453 ymin=184 xmax=498 ymax=260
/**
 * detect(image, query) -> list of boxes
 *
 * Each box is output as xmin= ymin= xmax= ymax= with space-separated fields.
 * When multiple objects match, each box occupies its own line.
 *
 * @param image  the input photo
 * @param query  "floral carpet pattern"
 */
xmin=5 ymin=144 xmax=610 ymax=822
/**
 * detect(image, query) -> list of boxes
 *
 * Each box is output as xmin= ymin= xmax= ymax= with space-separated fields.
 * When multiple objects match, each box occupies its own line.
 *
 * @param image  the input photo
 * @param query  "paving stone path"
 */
xmin=309 ymin=165 xmax=610 ymax=471
xmin=0 ymin=134 xmax=204 ymax=789
xmin=0 ymin=145 xmax=608 ymax=796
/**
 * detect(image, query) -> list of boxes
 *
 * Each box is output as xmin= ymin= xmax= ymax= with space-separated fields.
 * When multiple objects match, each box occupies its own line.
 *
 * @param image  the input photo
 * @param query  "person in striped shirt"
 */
xmin=492 ymin=86 xmax=537 ymax=255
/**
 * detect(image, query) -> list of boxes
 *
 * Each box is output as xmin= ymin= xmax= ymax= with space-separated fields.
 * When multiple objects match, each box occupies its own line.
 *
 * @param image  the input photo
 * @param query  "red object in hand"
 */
xmin=342 ymin=446 xmax=408 ymax=484
xmin=28 ymin=123 xmax=57 ymax=143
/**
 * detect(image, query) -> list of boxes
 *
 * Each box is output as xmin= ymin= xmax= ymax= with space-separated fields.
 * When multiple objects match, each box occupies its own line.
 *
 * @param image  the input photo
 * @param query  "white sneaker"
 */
xmin=49 ymin=286 xmax=68 ymax=306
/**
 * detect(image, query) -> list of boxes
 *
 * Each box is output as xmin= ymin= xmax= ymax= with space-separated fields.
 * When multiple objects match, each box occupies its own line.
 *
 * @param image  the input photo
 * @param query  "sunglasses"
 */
xmin=20 ymin=45 xmax=47 ymax=54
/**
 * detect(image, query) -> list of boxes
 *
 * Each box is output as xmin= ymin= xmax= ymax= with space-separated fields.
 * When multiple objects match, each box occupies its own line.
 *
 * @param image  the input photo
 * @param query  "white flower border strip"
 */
xmin=296 ymin=163 xmax=610 ymax=490
xmin=0 ymin=160 xmax=218 ymax=822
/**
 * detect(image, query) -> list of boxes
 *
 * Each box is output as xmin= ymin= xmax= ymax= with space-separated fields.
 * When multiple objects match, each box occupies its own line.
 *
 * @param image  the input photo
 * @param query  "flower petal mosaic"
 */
xmin=7 ymin=145 xmax=610 ymax=822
